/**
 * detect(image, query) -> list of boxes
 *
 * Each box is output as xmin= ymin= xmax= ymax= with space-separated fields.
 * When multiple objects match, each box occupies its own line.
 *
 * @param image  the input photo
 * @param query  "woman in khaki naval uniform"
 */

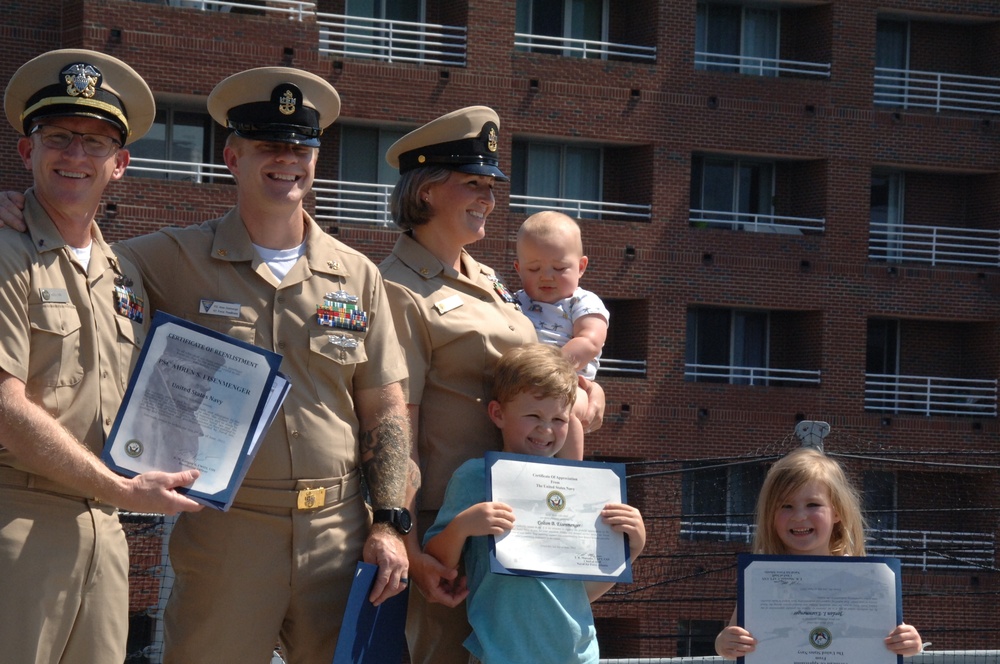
xmin=378 ymin=107 xmax=605 ymax=664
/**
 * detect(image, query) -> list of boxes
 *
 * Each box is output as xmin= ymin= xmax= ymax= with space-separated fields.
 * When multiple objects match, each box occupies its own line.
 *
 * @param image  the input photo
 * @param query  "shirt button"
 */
xmin=278 ymin=341 xmax=287 ymax=349
xmin=105 ymin=417 xmax=112 ymax=425
xmin=291 ymin=430 xmax=300 ymax=438
xmin=509 ymin=325 xmax=515 ymax=331
xmin=277 ymin=295 xmax=285 ymax=304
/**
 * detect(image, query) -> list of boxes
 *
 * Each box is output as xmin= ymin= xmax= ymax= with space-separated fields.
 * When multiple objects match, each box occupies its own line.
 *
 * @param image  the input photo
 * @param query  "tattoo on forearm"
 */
xmin=408 ymin=458 xmax=421 ymax=492
xmin=360 ymin=414 xmax=410 ymax=508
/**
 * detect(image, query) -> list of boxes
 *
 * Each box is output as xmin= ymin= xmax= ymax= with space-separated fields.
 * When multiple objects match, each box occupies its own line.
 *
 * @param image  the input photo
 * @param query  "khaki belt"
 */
xmin=234 ymin=470 xmax=361 ymax=511
xmin=0 ymin=466 xmax=91 ymax=500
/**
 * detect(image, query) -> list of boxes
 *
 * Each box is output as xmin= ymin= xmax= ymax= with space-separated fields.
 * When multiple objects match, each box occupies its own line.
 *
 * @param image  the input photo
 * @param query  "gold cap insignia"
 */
xmin=278 ymin=88 xmax=297 ymax=116
xmin=487 ymin=126 xmax=498 ymax=153
xmin=62 ymin=63 xmax=100 ymax=99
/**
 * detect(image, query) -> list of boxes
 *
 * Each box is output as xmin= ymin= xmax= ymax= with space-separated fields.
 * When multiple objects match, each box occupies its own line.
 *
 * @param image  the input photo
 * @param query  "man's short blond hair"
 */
xmin=492 ymin=344 xmax=578 ymax=407
xmin=516 ymin=210 xmax=584 ymax=256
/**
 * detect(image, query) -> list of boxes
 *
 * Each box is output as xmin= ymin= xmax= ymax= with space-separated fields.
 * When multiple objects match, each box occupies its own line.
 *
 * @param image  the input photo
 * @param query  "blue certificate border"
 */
xmin=484 ymin=451 xmax=631 ymax=583
xmin=102 ymin=311 xmax=284 ymax=510
xmin=736 ymin=553 xmax=903 ymax=664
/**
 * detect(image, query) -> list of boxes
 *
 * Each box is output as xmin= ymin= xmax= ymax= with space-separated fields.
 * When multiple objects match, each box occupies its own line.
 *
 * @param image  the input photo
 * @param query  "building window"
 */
xmin=869 ymin=170 xmax=905 ymax=261
xmin=874 ymin=19 xmax=909 ymax=107
xmin=597 ymin=299 xmax=647 ymax=378
xmin=686 ymin=308 xmax=769 ymax=385
xmin=696 ymin=3 xmax=779 ymax=76
xmin=510 ymin=141 xmax=602 ymax=218
xmin=678 ymin=619 xmax=727 ymax=657
xmin=333 ymin=125 xmax=407 ymax=225
xmin=690 ymin=155 xmax=774 ymax=231
xmin=339 ymin=125 xmax=407 ymax=185
xmin=347 ymin=0 xmax=421 ymax=22
xmin=516 ymin=0 xmax=609 ymax=58
xmin=866 ymin=319 xmax=900 ymax=376
xmin=681 ymin=461 xmax=765 ymax=542
xmin=864 ymin=470 xmax=898 ymax=537
xmin=128 ymin=109 xmax=213 ymax=182
xmin=343 ymin=0 xmax=425 ymax=61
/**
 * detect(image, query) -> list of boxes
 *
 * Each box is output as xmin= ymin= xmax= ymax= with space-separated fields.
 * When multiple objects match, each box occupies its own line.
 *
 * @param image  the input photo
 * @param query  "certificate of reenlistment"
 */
xmin=737 ymin=554 xmax=903 ymax=664
xmin=485 ymin=452 xmax=631 ymax=583
xmin=102 ymin=312 xmax=289 ymax=511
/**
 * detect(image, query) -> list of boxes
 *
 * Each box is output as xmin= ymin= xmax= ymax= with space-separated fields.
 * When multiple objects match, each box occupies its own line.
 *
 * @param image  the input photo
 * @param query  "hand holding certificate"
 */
xmin=102 ymin=312 xmax=289 ymax=511
xmin=737 ymin=554 xmax=904 ymax=664
xmin=485 ymin=452 xmax=631 ymax=582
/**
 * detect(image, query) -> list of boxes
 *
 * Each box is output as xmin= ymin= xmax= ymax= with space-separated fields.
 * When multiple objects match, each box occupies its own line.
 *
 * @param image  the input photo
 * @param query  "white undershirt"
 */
xmin=69 ymin=242 xmax=93 ymax=273
xmin=253 ymin=242 xmax=306 ymax=282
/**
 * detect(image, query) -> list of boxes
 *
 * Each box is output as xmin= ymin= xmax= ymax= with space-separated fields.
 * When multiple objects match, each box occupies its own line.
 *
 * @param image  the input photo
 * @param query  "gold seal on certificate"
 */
xmin=737 ymin=554 xmax=904 ymax=664
xmin=102 ymin=312 xmax=289 ymax=511
xmin=485 ymin=451 xmax=632 ymax=582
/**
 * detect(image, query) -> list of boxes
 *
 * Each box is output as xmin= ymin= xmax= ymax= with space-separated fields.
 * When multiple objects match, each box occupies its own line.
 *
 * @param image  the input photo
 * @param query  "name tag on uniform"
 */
xmin=40 ymin=288 xmax=69 ymax=303
xmin=433 ymin=295 xmax=464 ymax=315
xmin=199 ymin=299 xmax=242 ymax=318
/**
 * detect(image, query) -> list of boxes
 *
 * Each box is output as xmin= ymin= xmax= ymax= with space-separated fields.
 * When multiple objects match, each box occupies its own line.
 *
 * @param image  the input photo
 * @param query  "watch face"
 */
xmin=398 ymin=508 xmax=412 ymax=531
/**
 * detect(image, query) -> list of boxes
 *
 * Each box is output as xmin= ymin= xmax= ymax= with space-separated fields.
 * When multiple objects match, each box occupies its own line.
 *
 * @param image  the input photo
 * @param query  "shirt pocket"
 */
xmin=309 ymin=327 xmax=368 ymax=367
xmin=115 ymin=315 xmax=145 ymax=389
xmin=28 ymin=303 xmax=84 ymax=388
xmin=186 ymin=313 xmax=257 ymax=345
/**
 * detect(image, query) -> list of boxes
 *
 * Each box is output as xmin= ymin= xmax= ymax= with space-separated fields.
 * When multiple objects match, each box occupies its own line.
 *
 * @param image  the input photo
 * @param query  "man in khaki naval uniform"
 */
xmin=0 ymin=49 xmax=204 ymax=664
xmin=111 ymin=68 xmax=413 ymax=663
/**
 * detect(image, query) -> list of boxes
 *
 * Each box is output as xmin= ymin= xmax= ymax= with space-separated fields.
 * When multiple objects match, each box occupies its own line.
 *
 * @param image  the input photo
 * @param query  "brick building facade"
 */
xmin=2 ymin=0 xmax=998 ymax=659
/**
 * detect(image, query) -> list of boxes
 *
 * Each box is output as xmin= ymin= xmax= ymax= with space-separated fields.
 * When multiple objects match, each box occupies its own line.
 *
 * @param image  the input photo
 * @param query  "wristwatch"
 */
xmin=372 ymin=507 xmax=412 ymax=535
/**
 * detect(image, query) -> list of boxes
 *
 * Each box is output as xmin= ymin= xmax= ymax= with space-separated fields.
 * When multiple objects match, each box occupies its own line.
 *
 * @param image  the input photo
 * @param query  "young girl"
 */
xmin=714 ymin=447 xmax=924 ymax=660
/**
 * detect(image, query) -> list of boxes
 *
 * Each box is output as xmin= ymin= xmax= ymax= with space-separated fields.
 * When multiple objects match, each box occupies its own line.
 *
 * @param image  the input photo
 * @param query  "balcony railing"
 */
xmin=154 ymin=0 xmax=314 ymax=20
xmin=317 ymin=13 xmax=466 ymax=66
xmin=515 ymin=33 xmax=656 ymax=62
xmin=685 ymin=363 xmax=821 ymax=386
xmin=680 ymin=520 xmax=754 ymax=543
xmin=126 ymin=157 xmax=233 ymax=183
xmin=874 ymin=66 xmax=1000 ymax=115
xmin=695 ymin=51 xmax=831 ymax=78
xmin=311 ymin=180 xmax=395 ymax=227
xmin=867 ymin=529 xmax=996 ymax=571
xmin=865 ymin=373 xmax=998 ymax=417
xmin=681 ymin=521 xmax=995 ymax=570
xmin=509 ymin=195 xmax=652 ymax=221
xmin=597 ymin=357 xmax=647 ymax=378
xmin=690 ymin=208 xmax=825 ymax=234
xmin=869 ymin=222 xmax=1000 ymax=268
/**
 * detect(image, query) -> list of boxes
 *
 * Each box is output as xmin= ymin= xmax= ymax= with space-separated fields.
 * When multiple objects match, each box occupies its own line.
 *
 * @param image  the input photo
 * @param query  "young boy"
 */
xmin=423 ymin=344 xmax=645 ymax=664
xmin=514 ymin=211 xmax=609 ymax=459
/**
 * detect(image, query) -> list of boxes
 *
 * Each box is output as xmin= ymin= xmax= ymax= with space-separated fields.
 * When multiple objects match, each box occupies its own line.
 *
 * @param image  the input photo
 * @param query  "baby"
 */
xmin=514 ymin=211 xmax=609 ymax=459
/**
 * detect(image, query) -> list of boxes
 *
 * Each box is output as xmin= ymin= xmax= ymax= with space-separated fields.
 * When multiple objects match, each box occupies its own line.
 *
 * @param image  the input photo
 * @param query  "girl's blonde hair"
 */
xmin=752 ymin=447 xmax=866 ymax=557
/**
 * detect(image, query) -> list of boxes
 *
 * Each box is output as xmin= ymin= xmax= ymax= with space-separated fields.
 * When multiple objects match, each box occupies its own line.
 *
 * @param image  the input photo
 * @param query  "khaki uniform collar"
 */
xmin=392 ymin=232 xmax=492 ymax=282
xmin=22 ymin=188 xmax=108 ymax=255
xmin=211 ymin=206 xmax=349 ymax=284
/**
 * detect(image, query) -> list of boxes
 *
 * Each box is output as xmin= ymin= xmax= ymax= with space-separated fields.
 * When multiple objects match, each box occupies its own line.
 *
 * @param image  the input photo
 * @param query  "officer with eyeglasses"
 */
xmin=0 ymin=49 xmax=204 ymax=664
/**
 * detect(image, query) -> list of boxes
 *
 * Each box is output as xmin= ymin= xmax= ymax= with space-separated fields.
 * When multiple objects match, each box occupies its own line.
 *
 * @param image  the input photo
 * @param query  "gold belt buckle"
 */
xmin=296 ymin=487 xmax=326 ymax=511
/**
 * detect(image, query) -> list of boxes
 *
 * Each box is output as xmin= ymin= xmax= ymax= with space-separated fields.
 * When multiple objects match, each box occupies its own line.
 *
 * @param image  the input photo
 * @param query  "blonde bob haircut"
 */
xmin=491 ymin=344 xmax=578 ymax=409
xmin=752 ymin=447 xmax=866 ymax=557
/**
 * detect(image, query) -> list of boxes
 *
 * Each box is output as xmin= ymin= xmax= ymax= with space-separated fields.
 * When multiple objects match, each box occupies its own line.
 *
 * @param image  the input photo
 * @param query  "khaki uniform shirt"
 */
xmin=379 ymin=233 xmax=536 ymax=510
xmin=115 ymin=208 xmax=406 ymax=486
xmin=0 ymin=190 xmax=146 ymax=487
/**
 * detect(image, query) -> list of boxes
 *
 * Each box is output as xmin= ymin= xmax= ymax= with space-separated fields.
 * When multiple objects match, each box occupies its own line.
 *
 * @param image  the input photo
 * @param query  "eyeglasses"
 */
xmin=29 ymin=125 xmax=122 ymax=158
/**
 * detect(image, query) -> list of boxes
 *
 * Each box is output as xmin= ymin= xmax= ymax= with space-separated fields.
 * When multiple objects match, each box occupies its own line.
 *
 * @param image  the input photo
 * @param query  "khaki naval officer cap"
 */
xmin=385 ymin=106 xmax=507 ymax=181
xmin=4 ymin=48 xmax=155 ymax=145
xmin=208 ymin=67 xmax=340 ymax=148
